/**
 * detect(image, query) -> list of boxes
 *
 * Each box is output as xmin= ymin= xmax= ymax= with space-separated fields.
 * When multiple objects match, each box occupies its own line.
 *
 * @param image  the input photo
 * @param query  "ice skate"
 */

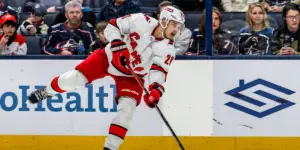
xmin=27 ymin=87 xmax=51 ymax=104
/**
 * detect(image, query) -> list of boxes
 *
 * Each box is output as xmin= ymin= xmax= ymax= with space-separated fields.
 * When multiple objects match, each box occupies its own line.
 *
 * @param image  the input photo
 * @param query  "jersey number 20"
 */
xmin=164 ymin=54 xmax=174 ymax=65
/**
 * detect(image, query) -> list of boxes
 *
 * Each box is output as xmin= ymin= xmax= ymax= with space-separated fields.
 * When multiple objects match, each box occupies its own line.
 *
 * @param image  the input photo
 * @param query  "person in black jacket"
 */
xmin=272 ymin=3 xmax=300 ymax=55
xmin=97 ymin=0 xmax=141 ymax=22
xmin=43 ymin=1 xmax=95 ymax=55
xmin=186 ymin=7 xmax=237 ymax=55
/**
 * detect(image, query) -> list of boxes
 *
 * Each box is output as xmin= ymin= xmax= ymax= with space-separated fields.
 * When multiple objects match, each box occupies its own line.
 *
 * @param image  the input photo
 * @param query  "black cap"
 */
xmin=32 ymin=4 xmax=46 ymax=16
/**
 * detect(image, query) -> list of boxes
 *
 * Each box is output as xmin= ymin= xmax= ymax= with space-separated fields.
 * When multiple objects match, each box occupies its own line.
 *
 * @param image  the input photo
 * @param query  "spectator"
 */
xmin=88 ymin=21 xmax=109 ymax=54
xmin=154 ymin=1 xmax=192 ymax=55
xmin=48 ymin=0 xmax=96 ymax=26
xmin=0 ymin=14 xmax=27 ymax=55
xmin=172 ymin=0 xmax=204 ymax=11
xmin=273 ymin=3 xmax=300 ymax=55
xmin=18 ymin=4 xmax=49 ymax=36
xmin=43 ymin=1 xmax=95 ymax=55
xmin=221 ymin=0 xmax=259 ymax=12
xmin=238 ymin=2 xmax=274 ymax=55
xmin=260 ymin=0 xmax=296 ymax=12
xmin=186 ymin=8 xmax=237 ymax=55
xmin=98 ymin=0 xmax=141 ymax=22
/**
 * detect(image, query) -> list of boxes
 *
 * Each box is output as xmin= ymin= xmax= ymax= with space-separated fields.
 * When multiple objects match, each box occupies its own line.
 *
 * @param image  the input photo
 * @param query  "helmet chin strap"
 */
xmin=159 ymin=19 xmax=169 ymax=39
xmin=161 ymin=28 xmax=166 ymax=39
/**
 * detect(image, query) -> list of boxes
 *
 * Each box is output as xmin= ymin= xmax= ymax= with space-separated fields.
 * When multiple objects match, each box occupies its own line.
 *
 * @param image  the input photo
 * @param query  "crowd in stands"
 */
xmin=0 ymin=0 xmax=299 ymax=56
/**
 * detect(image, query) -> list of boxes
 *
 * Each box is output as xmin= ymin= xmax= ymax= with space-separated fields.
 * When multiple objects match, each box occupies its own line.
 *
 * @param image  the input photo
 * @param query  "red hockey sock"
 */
xmin=109 ymin=124 xmax=128 ymax=139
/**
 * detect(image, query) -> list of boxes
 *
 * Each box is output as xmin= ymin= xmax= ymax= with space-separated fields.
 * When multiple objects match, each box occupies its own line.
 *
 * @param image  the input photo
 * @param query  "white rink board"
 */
xmin=0 ymin=59 xmax=212 ymax=136
xmin=213 ymin=60 xmax=300 ymax=136
xmin=163 ymin=60 xmax=213 ymax=136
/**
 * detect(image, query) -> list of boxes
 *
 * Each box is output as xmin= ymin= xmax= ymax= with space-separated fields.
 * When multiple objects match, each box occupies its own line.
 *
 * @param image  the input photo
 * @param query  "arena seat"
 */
xmin=44 ymin=12 xmax=59 ymax=26
xmin=222 ymin=12 xmax=245 ymax=36
xmin=93 ymin=8 xmax=102 ymax=12
xmin=267 ymin=12 xmax=283 ymax=29
xmin=24 ymin=36 xmax=43 ymax=55
xmin=5 ymin=0 xmax=26 ymax=8
xmin=94 ymin=12 xmax=100 ymax=21
xmin=140 ymin=0 xmax=163 ymax=7
xmin=83 ymin=0 xmax=92 ymax=7
xmin=141 ymin=7 xmax=156 ymax=13
xmin=84 ymin=0 xmax=107 ymax=9
xmin=40 ymin=0 xmax=62 ymax=8
xmin=185 ymin=12 xmax=201 ymax=31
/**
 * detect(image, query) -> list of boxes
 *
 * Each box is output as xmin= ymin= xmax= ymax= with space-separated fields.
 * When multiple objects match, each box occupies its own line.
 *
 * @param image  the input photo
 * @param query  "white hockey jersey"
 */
xmin=0 ymin=34 xmax=27 ymax=55
xmin=104 ymin=13 xmax=175 ymax=86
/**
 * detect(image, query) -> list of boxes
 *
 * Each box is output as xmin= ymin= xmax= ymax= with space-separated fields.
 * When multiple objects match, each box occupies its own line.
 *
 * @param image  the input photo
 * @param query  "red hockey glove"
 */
xmin=111 ymin=39 xmax=130 ymax=74
xmin=144 ymin=83 xmax=165 ymax=108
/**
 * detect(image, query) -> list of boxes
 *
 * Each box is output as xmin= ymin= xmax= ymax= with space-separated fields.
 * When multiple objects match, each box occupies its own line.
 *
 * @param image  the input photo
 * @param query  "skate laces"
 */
xmin=35 ymin=87 xmax=49 ymax=101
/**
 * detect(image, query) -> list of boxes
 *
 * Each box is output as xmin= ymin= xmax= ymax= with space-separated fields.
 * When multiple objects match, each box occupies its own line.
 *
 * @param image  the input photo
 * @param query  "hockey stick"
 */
xmin=126 ymin=65 xmax=185 ymax=150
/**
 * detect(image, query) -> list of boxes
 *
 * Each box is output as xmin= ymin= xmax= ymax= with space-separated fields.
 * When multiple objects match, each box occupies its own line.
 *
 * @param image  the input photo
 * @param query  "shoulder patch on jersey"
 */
xmin=144 ymin=14 xmax=150 ymax=23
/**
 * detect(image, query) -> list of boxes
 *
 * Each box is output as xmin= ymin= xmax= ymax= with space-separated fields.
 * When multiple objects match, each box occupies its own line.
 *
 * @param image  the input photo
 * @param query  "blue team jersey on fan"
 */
xmin=240 ymin=27 xmax=274 ymax=38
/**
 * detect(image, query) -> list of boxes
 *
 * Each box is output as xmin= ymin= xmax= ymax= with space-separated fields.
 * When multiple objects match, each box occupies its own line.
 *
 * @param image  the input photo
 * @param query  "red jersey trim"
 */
xmin=150 ymin=64 xmax=168 ymax=80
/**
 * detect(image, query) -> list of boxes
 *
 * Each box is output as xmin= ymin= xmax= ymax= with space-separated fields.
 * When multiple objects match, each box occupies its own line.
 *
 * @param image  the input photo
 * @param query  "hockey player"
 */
xmin=27 ymin=6 xmax=185 ymax=150
xmin=153 ymin=1 xmax=192 ymax=55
